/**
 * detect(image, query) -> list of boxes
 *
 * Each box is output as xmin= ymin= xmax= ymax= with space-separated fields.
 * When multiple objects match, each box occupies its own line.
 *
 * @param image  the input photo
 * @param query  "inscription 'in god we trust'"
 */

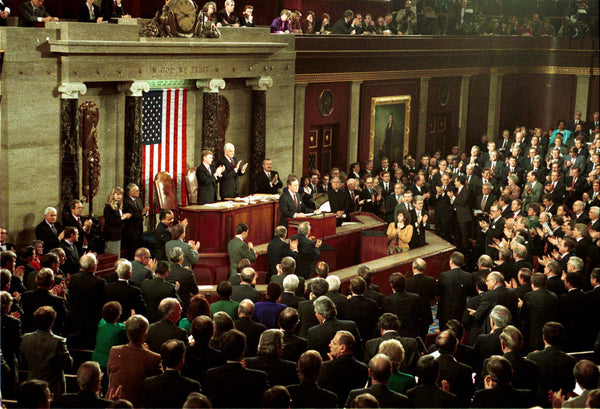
xmin=151 ymin=66 xmax=208 ymax=74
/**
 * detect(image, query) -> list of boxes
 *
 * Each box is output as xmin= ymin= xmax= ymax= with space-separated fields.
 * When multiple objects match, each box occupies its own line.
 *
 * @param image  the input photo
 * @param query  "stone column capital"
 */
xmin=118 ymin=81 xmax=150 ymax=97
xmin=58 ymin=82 xmax=87 ymax=99
xmin=246 ymin=76 xmax=273 ymax=91
xmin=196 ymin=78 xmax=226 ymax=93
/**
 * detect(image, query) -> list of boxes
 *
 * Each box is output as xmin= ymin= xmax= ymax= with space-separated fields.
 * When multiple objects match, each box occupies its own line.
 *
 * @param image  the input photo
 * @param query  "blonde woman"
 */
xmin=387 ymin=210 xmax=413 ymax=254
xmin=103 ymin=186 xmax=131 ymax=255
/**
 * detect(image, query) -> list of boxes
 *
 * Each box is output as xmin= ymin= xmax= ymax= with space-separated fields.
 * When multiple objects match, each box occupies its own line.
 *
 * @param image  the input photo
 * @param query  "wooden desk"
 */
xmin=288 ymin=213 xmax=337 ymax=238
xmin=180 ymin=198 xmax=279 ymax=252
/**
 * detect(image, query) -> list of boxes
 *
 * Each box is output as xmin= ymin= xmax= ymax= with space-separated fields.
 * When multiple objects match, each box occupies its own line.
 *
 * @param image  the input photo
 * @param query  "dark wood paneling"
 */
xmin=589 ymin=75 xmax=600 ymax=122
xmin=466 ymin=74 xmax=490 ymax=148
xmin=304 ymin=82 xmax=350 ymax=175
xmin=282 ymin=0 xmax=390 ymax=25
xmin=427 ymin=76 xmax=461 ymax=154
xmin=359 ymin=80 xmax=419 ymax=164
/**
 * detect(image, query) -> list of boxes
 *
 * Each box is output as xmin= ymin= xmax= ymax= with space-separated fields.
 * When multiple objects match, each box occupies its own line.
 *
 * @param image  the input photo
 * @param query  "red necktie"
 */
xmin=292 ymin=193 xmax=298 ymax=210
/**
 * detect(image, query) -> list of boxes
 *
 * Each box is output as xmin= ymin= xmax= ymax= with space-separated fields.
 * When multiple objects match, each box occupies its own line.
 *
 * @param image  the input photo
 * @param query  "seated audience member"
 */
xmin=184 ymin=315 xmax=226 ymax=384
xmin=434 ymin=329 xmax=475 ymax=407
xmin=103 ymin=259 xmax=147 ymax=322
xmin=1 ymin=291 xmax=20 ymax=398
xmin=216 ymin=0 xmax=239 ymax=26
xmin=232 ymin=267 xmax=262 ymax=303
xmin=262 ymin=385 xmax=291 ymax=408
xmin=146 ymin=297 xmax=188 ymax=353
xmin=179 ymin=294 xmax=211 ymax=333
xmin=472 ymin=355 xmax=535 ymax=408
xmin=314 ymin=13 xmax=330 ymax=34
xmin=318 ymin=330 xmax=369 ymax=407
xmin=203 ymin=329 xmax=269 ymax=408
xmin=254 ymin=282 xmax=287 ymax=329
xmin=210 ymin=280 xmax=239 ymax=319
xmin=54 ymin=361 xmax=113 ymax=408
xmin=301 ymin=10 xmax=315 ymax=34
xmin=378 ymin=339 xmax=415 ymax=394
xmin=407 ymin=355 xmax=459 ymax=408
xmin=556 ymin=359 xmax=599 ymax=408
xmin=141 ymin=261 xmax=180 ymax=323
xmin=78 ymin=0 xmax=101 ymax=22
xmin=245 ymin=329 xmax=299 ymax=386
xmin=107 ymin=315 xmax=162 ymax=407
xmin=345 ymin=354 xmax=411 ymax=408
xmin=287 ymin=349 xmax=338 ymax=408
xmin=20 ymin=306 xmax=73 ymax=399
xmin=209 ymin=311 xmax=234 ymax=350
xmin=183 ymin=392 xmax=212 ymax=408
xmin=239 ymin=4 xmax=254 ymax=26
xmin=230 ymin=258 xmax=252 ymax=286
xmin=234 ymin=298 xmax=266 ymax=357
xmin=331 ymin=9 xmax=357 ymax=34
xmin=100 ymin=0 xmax=131 ymax=21
xmin=143 ymin=339 xmax=201 ymax=408
xmin=92 ymin=301 xmax=127 ymax=372
xmin=16 ymin=380 xmax=53 ymax=409
xmin=21 ymin=267 xmax=68 ymax=336
xmin=201 ymin=1 xmax=217 ymax=22
xmin=130 ymin=247 xmax=155 ymax=287
xmin=278 ymin=307 xmax=308 ymax=362
xmin=270 ymin=9 xmax=290 ymax=33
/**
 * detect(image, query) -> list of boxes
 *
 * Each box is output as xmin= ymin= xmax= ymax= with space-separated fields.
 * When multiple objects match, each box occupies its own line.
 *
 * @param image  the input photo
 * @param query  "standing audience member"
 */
xmin=141 ymin=261 xmax=180 ymax=322
xmin=167 ymin=246 xmax=199 ymax=316
xmin=183 ymin=315 xmax=226 ymax=384
xmin=406 ymin=355 xmax=459 ymax=408
xmin=227 ymin=223 xmax=256 ymax=278
xmin=103 ymin=259 xmax=147 ymax=321
xmin=234 ymin=298 xmax=266 ymax=357
xmin=1 ymin=291 xmax=21 ymax=398
xmin=103 ymin=186 xmax=132 ymax=255
xmin=245 ymin=329 xmax=299 ymax=386
xmin=92 ymin=301 xmax=128 ymax=373
xmin=287 ymin=350 xmax=338 ymax=408
xmin=54 ymin=361 xmax=114 ymax=408
xmin=146 ymin=297 xmax=188 ymax=353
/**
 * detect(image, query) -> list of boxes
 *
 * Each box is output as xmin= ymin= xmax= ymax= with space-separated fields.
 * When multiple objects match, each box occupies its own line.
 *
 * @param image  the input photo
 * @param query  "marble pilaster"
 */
xmin=246 ymin=76 xmax=273 ymax=192
xmin=197 ymin=78 xmax=225 ymax=154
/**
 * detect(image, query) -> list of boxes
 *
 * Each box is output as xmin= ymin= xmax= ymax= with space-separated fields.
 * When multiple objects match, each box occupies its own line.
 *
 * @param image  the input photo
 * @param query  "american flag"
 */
xmin=141 ymin=89 xmax=188 ymax=213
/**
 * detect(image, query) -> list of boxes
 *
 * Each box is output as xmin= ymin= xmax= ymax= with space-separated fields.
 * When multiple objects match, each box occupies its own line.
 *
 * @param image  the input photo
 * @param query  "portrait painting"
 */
xmin=369 ymin=95 xmax=411 ymax=163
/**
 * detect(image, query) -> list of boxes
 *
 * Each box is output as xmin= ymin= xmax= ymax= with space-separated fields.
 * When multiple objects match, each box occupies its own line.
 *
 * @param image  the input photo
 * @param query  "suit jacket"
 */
xmin=227 ymin=237 xmax=256 ymax=277
xmin=298 ymin=299 xmax=318 ymax=338
xmin=21 ymin=288 xmax=69 ymax=335
xmin=141 ymin=276 xmax=179 ymax=322
xmin=278 ymin=191 xmax=308 ymax=227
xmin=100 ymin=0 xmax=126 ymax=20
xmin=436 ymin=353 xmax=475 ymax=407
xmin=1 ymin=312 xmax=21 ymax=383
xmin=68 ymin=271 xmax=106 ymax=347
xmin=292 ymin=234 xmax=320 ymax=279
xmin=54 ymin=390 xmax=112 ymax=408
xmin=472 ymin=385 xmax=534 ymax=408
xmin=406 ymin=273 xmax=436 ymax=333
xmin=267 ymin=237 xmax=297 ymax=281
xmin=527 ymin=345 xmax=576 ymax=394
xmin=559 ymin=288 xmax=589 ymax=351
xmin=318 ymin=354 xmax=369 ymax=407
xmin=474 ymin=327 xmax=503 ymax=366
xmin=463 ymin=292 xmax=484 ymax=345
xmin=143 ymin=370 xmax=201 ymax=409
xmin=196 ymin=163 xmax=218 ymax=205
xmin=146 ymin=318 xmax=188 ymax=353
xmin=329 ymin=188 xmax=351 ymax=214
xmin=472 ymin=285 xmax=518 ymax=333
xmin=474 ymin=193 xmax=497 ymax=214
xmin=547 ymin=274 xmax=567 ymax=297
xmin=130 ymin=259 xmax=153 ymax=287
xmin=204 ymin=363 xmax=268 ymax=408
xmin=18 ymin=0 xmax=50 ymax=26
xmin=216 ymin=9 xmax=240 ymax=26
xmin=437 ymin=267 xmax=475 ymax=327
xmin=60 ymin=239 xmax=80 ymax=276
xmin=346 ymin=383 xmax=410 ymax=408
xmin=479 ymin=351 xmax=542 ymax=402
xmin=519 ymin=288 xmax=559 ymax=351
xmin=20 ymin=330 xmax=72 ymax=397
xmin=103 ymin=204 xmax=124 ymax=242
xmin=183 ymin=343 xmax=226 ymax=384
xmin=107 ymin=344 xmax=162 ymax=408
xmin=231 ymin=283 xmax=262 ymax=303
xmin=308 ymin=318 xmax=362 ymax=361
xmin=103 ymin=279 xmax=147 ymax=321
xmin=281 ymin=330 xmax=308 ymax=363
xmin=406 ymin=384 xmax=459 ymax=408
xmin=218 ymin=155 xmax=244 ymax=200
xmin=280 ymin=291 xmax=303 ymax=309
xmin=522 ymin=181 xmax=544 ymax=207
xmin=154 ymin=222 xmax=172 ymax=261
xmin=326 ymin=290 xmax=348 ymax=310
xmin=385 ymin=193 xmax=403 ymax=223
xmin=454 ymin=186 xmax=473 ymax=223
xmin=165 ymin=239 xmax=199 ymax=269
xmin=255 ymin=170 xmax=282 ymax=194
xmin=166 ymin=262 xmax=198 ymax=316
xmin=35 ymin=220 xmax=62 ymax=253
xmin=287 ymin=381 xmax=338 ymax=409
xmin=382 ymin=291 xmax=423 ymax=338
xmin=339 ymin=295 xmax=380 ymax=341
xmin=234 ymin=316 xmax=266 ymax=357
xmin=62 ymin=213 xmax=91 ymax=254
xmin=78 ymin=3 xmax=100 ymax=22
xmin=244 ymin=355 xmax=299 ymax=387
xmin=122 ymin=195 xmax=144 ymax=239
xmin=364 ymin=331 xmax=419 ymax=375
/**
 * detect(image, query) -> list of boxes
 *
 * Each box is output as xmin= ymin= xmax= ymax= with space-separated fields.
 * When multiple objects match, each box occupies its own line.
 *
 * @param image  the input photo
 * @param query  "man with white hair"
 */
xmin=104 ymin=259 xmax=147 ymax=321
xmin=325 ymin=275 xmax=346 ymax=309
xmin=35 ymin=206 xmax=64 ymax=253
xmin=146 ymin=297 xmax=188 ymax=353
xmin=218 ymin=142 xmax=248 ymax=200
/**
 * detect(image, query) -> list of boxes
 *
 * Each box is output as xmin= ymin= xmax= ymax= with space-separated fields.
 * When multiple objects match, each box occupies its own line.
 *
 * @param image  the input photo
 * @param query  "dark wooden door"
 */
xmin=305 ymin=125 xmax=337 ymax=175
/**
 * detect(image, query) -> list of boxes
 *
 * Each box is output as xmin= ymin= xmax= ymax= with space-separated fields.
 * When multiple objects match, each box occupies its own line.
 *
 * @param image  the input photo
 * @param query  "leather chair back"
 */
xmin=185 ymin=167 xmax=198 ymax=205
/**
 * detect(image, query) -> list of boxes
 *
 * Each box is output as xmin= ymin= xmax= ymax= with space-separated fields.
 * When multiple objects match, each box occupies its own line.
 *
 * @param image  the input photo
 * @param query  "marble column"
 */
xmin=348 ymin=81 xmax=362 ymax=166
xmin=196 ymin=78 xmax=225 ymax=154
xmin=487 ymin=73 xmax=503 ymax=141
xmin=417 ymin=78 xmax=430 ymax=158
xmin=58 ymin=82 xmax=87 ymax=210
xmin=458 ymin=75 xmax=471 ymax=153
xmin=119 ymin=81 xmax=150 ymax=189
xmin=293 ymin=83 xmax=307 ymax=173
xmin=246 ymin=76 xmax=273 ymax=193
xmin=574 ymin=75 xmax=591 ymax=120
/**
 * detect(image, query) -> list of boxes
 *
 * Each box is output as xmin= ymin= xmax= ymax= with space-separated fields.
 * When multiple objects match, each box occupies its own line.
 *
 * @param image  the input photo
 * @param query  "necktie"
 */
xmin=292 ymin=193 xmax=298 ymax=210
xmin=491 ymin=162 xmax=495 ymax=172
xmin=267 ymin=172 xmax=271 ymax=179
xmin=571 ymin=178 xmax=576 ymax=189
xmin=230 ymin=157 xmax=235 ymax=167
xmin=50 ymin=224 xmax=57 ymax=236
xmin=467 ymin=176 xmax=471 ymax=184
xmin=552 ymin=182 xmax=556 ymax=191
xmin=481 ymin=195 xmax=487 ymax=211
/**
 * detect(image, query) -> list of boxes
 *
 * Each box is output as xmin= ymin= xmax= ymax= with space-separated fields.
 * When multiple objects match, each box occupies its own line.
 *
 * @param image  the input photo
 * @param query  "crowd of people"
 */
xmin=2 ymin=109 xmax=600 ymax=408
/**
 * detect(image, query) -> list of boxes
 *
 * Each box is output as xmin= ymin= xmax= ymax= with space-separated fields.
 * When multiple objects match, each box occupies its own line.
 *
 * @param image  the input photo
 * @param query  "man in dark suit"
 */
xmin=183 ymin=315 xmax=225 ymax=384
xmin=54 ymin=361 xmax=113 ymax=408
xmin=154 ymin=210 xmax=174 ymax=261
xmin=68 ymin=254 xmax=106 ymax=348
xmin=287 ymin=350 xmax=338 ymax=408
xmin=407 ymin=355 xmax=460 ymax=408
xmin=519 ymin=272 xmax=559 ymax=352
xmin=141 ymin=261 xmax=180 ymax=323
xmin=244 ymin=329 xmax=299 ymax=386
xmin=231 ymin=267 xmax=262 ymax=303
xmin=474 ymin=183 xmax=496 ymax=216
xmin=59 ymin=226 xmax=80 ymax=276
xmin=406 ymin=258 xmax=436 ymax=338
xmin=278 ymin=175 xmax=309 ymax=227
xmin=218 ymin=142 xmax=247 ymax=200
xmin=204 ymin=329 xmax=269 ymax=408
xmin=339 ymin=276 xmax=379 ymax=342
xmin=450 ymin=175 xmax=473 ymax=254
xmin=330 ymin=177 xmax=352 ymax=224
xmin=410 ymin=175 xmax=431 ymax=210
xmin=267 ymin=226 xmax=298 ymax=283
xmin=280 ymin=273 xmax=304 ymax=309
xmin=291 ymin=221 xmax=322 ymax=280
xmin=18 ymin=0 xmax=58 ymax=26
xmin=473 ymin=305 xmax=511 ymax=368
xmin=437 ymin=251 xmax=475 ymax=330
xmin=382 ymin=272 xmax=422 ymax=339
xmin=559 ymin=272 xmax=589 ymax=352
xmin=345 ymin=354 xmax=410 ymax=408
xmin=318 ymin=330 xmax=369 ymax=407
xmin=62 ymin=199 xmax=94 ymax=255
xmin=35 ymin=207 xmax=63 ymax=254
xmin=215 ymin=0 xmax=241 ymax=26
xmin=410 ymin=195 xmax=429 ymax=249
xmin=104 ymin=260 xmax=146 ymax=321
xmin=131 ymin=247 xmax=154 ymax=287
xmin=196 ymin=149 xmax=225 ymax=205
xmin=227 ymin=223 xmax=256 ymax=278
xmin=255 ymin=159 xmax=283 ymax=194
xmin=166 ymin=247 xmax=198 ymax=317
xmin=100 ymin=0 xmax=128 ymax=21
xmin=21 ymin=268 xmax=69 ymax=336
xmin=143 ymin=339 xmax=201 ymax=408
xmin=234 ymin=299 xmax=266 ymax=357
xmin=278 ymin=307 xmax=308 ymax=362
xmin=146 ymin=298 xmax=188 ymax=353
xmin=298 ymin=278 xmax=328 ymax=338
xmin=308 ymin=296 xmax=363 ymax=361
xmin=122 ymin=183 xmax=148 ymax=259
xmin=434 ymin=330 xmax=475 ymax=408
xmin=433 ymin=172 xmax=455 ymax=241
xmin=526 ymin=321 xmax=576 ymax=395
xmin=480 ymin=204 xmax=505 ymax=260
xmin=472 ymin=355 xmax=534 ymax=408
xmin=385 ymin=183 xmax=404 ymax=223
xmin=78 ymin=0 xmax=100 ymax=22
xmin=469 ymin=272 xmax=518 ymax=335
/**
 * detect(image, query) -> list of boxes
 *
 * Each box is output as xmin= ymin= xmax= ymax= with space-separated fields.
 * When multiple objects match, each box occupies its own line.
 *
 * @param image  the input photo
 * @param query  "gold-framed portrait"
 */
xmin=369 ymin=95 xmax=411 ymax=162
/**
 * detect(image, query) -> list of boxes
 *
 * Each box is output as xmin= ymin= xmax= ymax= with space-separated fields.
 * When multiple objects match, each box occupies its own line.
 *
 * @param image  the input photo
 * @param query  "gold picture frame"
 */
xmin=308 ymin=129 xmax=318 ymax=149
xmin=369 ymin=95 xmax=411 ymax=162
xmin=323 ymin=128 xmax=332 ymax=147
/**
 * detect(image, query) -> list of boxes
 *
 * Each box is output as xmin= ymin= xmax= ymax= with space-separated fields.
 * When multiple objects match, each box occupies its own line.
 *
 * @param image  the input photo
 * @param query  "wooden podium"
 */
xmin=287 ymin=213 xmax=337 ymax=239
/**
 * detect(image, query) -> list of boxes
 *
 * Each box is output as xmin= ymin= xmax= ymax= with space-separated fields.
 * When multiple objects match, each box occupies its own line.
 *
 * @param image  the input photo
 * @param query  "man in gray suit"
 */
xmin=522 ymin=171 xmax=543 ymax=210
xmin=20 ymin=305 xmax=72 ymax=399
xmin=227 ymin=223 xmax=256 ymax=278
xmin=165 ymin=223 xmax=200 ymax=269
